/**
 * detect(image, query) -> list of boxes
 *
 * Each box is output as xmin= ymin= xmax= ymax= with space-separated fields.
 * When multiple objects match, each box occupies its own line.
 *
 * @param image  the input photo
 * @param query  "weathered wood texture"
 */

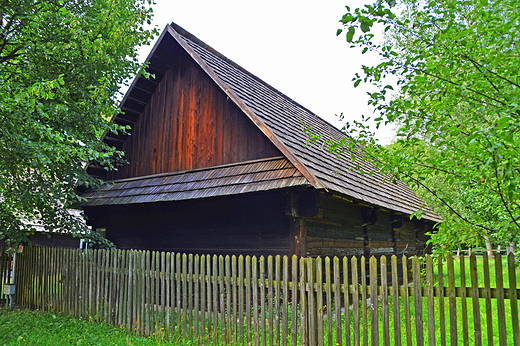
xmin=305 ymin=192 xmax=430 ymax=258
xmin=85 ymin=191 xmax=291 ymax=257
xmin=15 ymin=247 xmax=520 ymax=346
xmin=108 ymin=46 xmax=281 ymax=181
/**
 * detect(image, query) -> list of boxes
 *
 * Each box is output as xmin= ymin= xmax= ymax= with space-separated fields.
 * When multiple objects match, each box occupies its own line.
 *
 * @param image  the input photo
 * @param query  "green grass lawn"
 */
xmin=0 ymin=308 xmax=197 ymax=345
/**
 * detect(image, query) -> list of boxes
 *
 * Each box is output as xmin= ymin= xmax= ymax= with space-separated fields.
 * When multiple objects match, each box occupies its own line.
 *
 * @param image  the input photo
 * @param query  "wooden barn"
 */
xmin=80 ymin=23 xmax=441 ymax=258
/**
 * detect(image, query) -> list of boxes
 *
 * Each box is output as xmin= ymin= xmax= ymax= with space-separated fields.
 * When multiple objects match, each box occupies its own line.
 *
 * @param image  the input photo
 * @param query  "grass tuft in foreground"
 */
xmin=0 ymin=307 xmax=197 ymax=345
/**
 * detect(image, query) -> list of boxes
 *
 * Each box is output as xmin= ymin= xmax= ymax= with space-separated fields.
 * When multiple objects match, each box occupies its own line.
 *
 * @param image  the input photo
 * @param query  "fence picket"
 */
xmin=495 ymin=253 xmax=507 ymax=346
xmin=381 ymin=256 xmax=389 ymax=346
xmin=447 ymin=254 xmax=458 ymax=346
xmin=238 ymin=255 xmax=244 ymax=344
xmin=232 ymin=255 xmax=238 ymax=344
xmin=470 ymin=254 xmax=482 ymax=346
xmin=460 ymin=254 xmax=469 ymax=346
xmin=260 ymin=256 xmax=266 ymax=346
xmin=426 ymin=255 xmax=435 ymax=346
xmin=282 ymin=255 xmax=289 ymax=346
xmin=369 ymin=256 xmax=378 ymax=346
xmin=246 ymin=255 xmax=252 ymax=344
xmin=361 ymin=256 xmax=368 ymax=346
xmin=413 ymin=256 xmax=423 ymax=346
xmin=333 ymin=257 xmax=342 ymax=346
xmin=253 ymin=256 xmax=259 ymax=346
xmin=325 ymin=256 xmax=332 ymax=346
xmin=299 ymin=256 xmax=307 ymax=346
xmin=351 ymin=256 xmax=359 ymax=346
xmin=316 ymin=256 xmax=323 ymax=346
xmin=268 ymin=255 xmax=274 ymax=346
xmin=438 ymin=255 xmax=446 ymax=346
xmin=507 ymin=253 xmax=520 ymax=346
xmin=402 ymin=255 xmax=411 ymax=346
xmin=343 ymin=256 xmax=351 ymax=346
xmin=391 ymin=255 xmax=401 ymax=346
xmin=275 ymin=255 xmax=281 ymax=346
xmin=188 ymin=253 xmax=194 ymax=338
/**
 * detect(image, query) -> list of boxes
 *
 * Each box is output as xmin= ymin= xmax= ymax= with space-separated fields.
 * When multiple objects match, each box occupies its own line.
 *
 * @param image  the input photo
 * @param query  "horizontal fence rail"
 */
xmin=9 ymin=246 xmax=520 ymax=345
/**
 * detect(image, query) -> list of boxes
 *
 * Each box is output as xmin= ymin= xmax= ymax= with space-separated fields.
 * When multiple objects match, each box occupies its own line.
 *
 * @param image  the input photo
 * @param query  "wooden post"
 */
xmin=287 ymin=191 xmax=307 ymax=258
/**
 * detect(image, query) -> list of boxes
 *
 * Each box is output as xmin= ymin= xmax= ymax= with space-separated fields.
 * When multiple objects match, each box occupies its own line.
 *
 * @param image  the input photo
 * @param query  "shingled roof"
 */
xmin=83 ymin=23 xmax=441 ymax=223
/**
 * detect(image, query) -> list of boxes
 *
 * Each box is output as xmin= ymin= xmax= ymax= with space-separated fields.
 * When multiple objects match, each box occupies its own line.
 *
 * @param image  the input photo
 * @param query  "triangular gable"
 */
xmin=100 ymin=29 xmax=284 ymax=181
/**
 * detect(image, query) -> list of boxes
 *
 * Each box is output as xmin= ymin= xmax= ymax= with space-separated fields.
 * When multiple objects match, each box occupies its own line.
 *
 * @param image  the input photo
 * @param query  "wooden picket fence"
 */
xmin=9 ymin=246 xmax=520 ymax=345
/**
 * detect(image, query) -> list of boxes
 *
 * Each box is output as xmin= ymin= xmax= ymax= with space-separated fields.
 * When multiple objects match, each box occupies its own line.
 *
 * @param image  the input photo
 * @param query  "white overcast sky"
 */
xmin=138 ymin=0 xmax=395 ymax=145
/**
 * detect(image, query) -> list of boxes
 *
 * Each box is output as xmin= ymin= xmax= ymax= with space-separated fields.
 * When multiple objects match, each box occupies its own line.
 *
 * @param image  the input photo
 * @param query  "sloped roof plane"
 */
xmin=83 ymin=23 xmax=441 ymax=223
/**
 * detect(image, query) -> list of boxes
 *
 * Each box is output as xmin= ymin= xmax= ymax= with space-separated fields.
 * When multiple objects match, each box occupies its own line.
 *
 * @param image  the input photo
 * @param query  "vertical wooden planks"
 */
xmin=495 ymin=253 xmax=507 ymax=346
xmin=275 ymin=255 xmax=281 ymax=346
xmin=508 ymin=253 xmax=520 ymax=346
xmin=369 ymin=256 xmax=379 ymax=346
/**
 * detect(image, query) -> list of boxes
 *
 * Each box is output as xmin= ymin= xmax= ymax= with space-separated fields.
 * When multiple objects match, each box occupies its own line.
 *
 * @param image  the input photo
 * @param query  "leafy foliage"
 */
xmin=0 ymin=0 xmax=157 ymax=250
xmin=334 ymin=0 xmax=520 ymax=250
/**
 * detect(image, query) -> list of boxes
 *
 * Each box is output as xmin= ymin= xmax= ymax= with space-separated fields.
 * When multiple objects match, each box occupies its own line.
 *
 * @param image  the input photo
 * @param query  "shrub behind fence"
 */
xmin=10 ymin=246 xmax=520 ymax=345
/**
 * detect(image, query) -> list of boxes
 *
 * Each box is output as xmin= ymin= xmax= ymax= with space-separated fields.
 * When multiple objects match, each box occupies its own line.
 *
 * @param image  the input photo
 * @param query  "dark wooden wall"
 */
xmin=84 ymin=191 xmax=290 ymax=257
xmin=299 ymin=191 xmax=429 ymax=258
xmin=109 ymin=46 xmax=281 ymax=180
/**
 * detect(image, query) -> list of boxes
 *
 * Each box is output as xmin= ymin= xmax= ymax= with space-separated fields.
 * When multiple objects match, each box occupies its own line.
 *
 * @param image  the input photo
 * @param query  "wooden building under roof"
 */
xmin=80 ymin=23 xmax=441 ymax=258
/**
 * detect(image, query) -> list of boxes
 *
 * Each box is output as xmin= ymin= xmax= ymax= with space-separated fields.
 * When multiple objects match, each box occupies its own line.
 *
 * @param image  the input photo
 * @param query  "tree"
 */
xmin=332 ymin=0 xmax=520 ymax=251
xmin=0 ymin=0 xmax=157 ymax=251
